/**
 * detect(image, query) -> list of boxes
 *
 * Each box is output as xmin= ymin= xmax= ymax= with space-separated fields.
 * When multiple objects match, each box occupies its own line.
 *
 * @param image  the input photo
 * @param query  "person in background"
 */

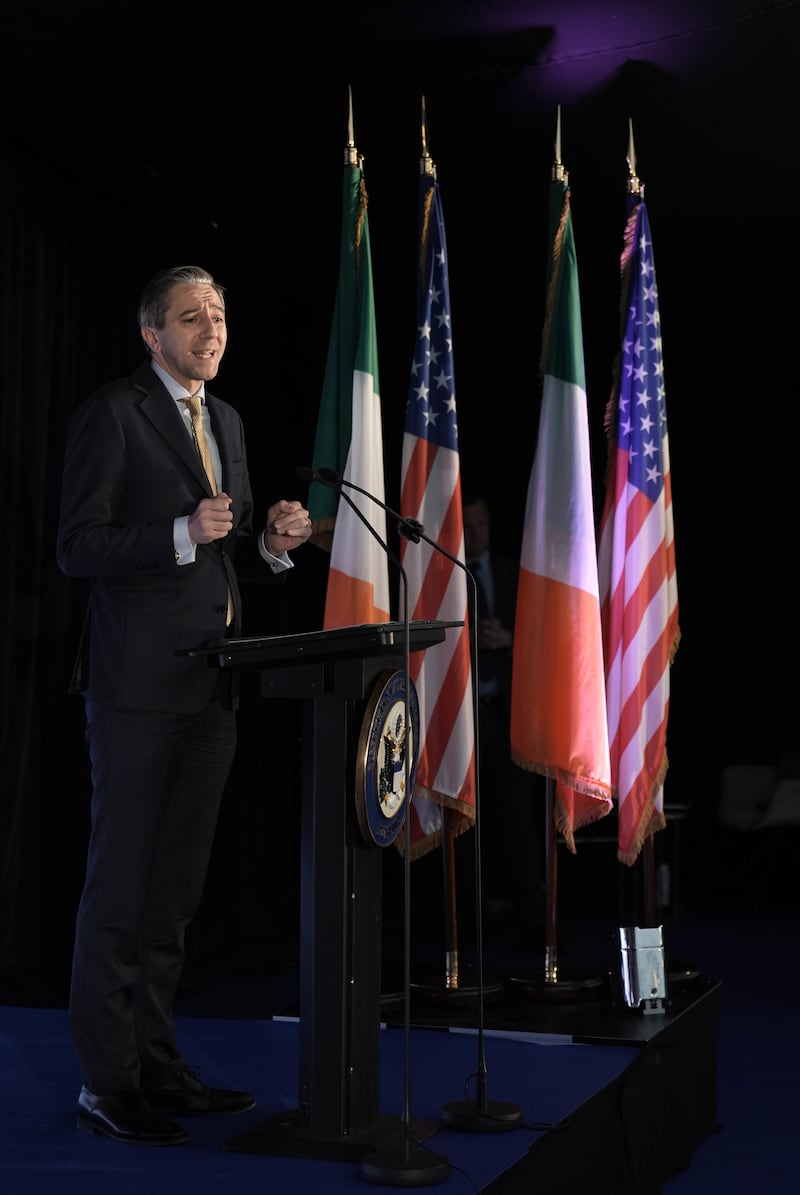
xmin=461 ymin=491 xmax=545 ymax=942
xmin=56 ymin=265 xmax=313 ymax=1147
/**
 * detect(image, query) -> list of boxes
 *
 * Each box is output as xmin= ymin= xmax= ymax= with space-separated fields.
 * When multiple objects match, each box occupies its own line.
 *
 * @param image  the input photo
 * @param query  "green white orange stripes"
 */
xmin=510 ymin=176 xmax=612 ymax=849
xmin=311 ymin=162 xmax=390 ymax=628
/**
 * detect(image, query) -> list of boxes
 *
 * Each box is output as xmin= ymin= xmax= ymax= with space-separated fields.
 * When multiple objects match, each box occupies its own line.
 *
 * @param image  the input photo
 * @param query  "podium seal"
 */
xmin=356 ymin=669 xmax=420 ymax=847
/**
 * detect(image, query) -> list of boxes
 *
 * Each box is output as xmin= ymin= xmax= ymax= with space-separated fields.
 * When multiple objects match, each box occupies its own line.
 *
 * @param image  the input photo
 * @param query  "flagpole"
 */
xmin=625 ymin=118 xmax=658 ymax=931
xmin=355 ymin=90 xmax=449 ymax=1188
xmin=509 ymin=107 xmax=608 ymax=1001
xmin=389 ymin=507 xmax=524 ymax=1133
xmin=627 ymin=116 xmax=642 ymax=197
xmin=596 ymin=117 xmax=679 ymax=1008
xmin=419 ymin=107 xmax=485 ymax=1009
xmin=404 ymin=101 xmax=467 ymax=1006
xmin=543 ymin=109 xmax=567 ymax=993
xmin=397 ymin=98 xmax=521 ymax=1134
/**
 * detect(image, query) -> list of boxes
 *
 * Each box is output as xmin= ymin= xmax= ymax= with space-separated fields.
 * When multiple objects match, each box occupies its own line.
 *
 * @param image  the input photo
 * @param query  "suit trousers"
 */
xmin=69 ymin=696 xmax=237 ymax=1094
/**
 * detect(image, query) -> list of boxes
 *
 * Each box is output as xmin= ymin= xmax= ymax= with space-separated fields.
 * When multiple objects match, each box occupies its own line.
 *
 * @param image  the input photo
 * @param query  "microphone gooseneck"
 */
xmin=298 ymin=465 xmax=424 ymax=543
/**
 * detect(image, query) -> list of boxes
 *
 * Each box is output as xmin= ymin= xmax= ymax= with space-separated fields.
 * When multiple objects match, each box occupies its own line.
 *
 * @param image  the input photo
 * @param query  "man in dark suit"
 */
xmin=56 ymin=265 xmax=313 ymax=1146
xmin=462 ymin=492 xmax=545 ymax=942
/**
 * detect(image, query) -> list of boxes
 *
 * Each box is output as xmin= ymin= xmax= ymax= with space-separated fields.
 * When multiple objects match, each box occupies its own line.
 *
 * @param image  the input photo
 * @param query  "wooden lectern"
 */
xmin=186 ymin=620 xmax=452 ymax=1160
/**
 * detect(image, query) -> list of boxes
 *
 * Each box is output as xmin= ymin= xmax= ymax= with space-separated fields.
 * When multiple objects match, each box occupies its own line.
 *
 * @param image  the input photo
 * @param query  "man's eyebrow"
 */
xmin=176 ymin=302 xmax=226 ymax=318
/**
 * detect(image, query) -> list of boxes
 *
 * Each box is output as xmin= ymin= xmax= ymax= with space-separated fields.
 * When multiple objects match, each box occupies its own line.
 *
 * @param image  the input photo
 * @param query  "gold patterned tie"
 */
xmin=183 ymin=395 xmax=219 ymax=492
xmin=182 ymin=395 xmax=234 ymax=626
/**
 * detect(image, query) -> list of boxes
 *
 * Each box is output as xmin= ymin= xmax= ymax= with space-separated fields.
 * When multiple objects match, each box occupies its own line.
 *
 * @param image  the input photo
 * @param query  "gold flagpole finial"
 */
xmin=345 ymin=85 xmax=359 ymax=167
xmin=420 ymin=95 xmax=436 ymax=178
xmin=552 ymin=104 xmax=567 ymax=184
xmin=627 ymin=118 xmax=643 ymax=196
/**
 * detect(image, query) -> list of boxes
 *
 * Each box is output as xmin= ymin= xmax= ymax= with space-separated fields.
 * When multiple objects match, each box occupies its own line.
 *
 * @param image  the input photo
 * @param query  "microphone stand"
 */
xmin=405 ymin=527 xmax=522 ymax=1135
xmin=315 ymin=480 xmax=450 ymax=1184
xmin=311 ymin=467 xmax=522 ymax=1134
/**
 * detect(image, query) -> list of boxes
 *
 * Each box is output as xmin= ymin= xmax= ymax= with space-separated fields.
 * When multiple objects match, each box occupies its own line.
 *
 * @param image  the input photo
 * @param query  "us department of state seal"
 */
xmin=355 ymin=669 xmax=420 ymax=847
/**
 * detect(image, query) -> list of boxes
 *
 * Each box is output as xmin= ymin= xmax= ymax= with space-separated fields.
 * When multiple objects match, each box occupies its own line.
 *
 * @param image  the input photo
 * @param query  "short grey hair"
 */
xmin=137 ymin=265 xmax=225 ymax=334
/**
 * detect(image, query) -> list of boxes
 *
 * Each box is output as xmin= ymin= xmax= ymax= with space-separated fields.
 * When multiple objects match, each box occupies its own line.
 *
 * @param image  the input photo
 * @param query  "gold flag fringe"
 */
xmin=618 ymin=618 xmax=681 ymax=868
xmin=617 ymin=751 xmax=669 ymax=867
xmin=308 ymin=170 xmax=369 ymax=557
xmin=511 ymin=749 xmax=614 ymax=856
xmin=396 ymin=786 xmax=474 ymax=862
xmin=538 ymin=182 xmax=570 ymax=377
xmin=419 ymin=184 xmax=434 ymax=287
xmin=355 ymin=173 xmax=367 ymax=249
xmin=353 ymin=173 xmax=369 ymax=304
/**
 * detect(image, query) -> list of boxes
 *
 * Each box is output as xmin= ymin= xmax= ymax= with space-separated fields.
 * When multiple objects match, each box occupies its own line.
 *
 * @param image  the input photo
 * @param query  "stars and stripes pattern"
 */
xmin=399 ymin=170 xmax=476 ymax=857
xmin=598 ymin=193 xmax=680 ymax=865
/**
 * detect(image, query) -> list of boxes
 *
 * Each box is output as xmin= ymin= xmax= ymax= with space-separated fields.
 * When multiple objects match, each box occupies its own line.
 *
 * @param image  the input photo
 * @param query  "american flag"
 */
xmin=399 ymin=163 xmax=476 ymax=858
xmin=598 ymin=186 xmax=680 ymax=865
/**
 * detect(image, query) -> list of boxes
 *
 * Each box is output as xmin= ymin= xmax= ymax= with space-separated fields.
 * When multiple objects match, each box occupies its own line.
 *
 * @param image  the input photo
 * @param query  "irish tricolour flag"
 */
xmin=510 ymin=171 xmax=612 ymax=849
xmin=309 ymin=145 xmax=390 ymax=629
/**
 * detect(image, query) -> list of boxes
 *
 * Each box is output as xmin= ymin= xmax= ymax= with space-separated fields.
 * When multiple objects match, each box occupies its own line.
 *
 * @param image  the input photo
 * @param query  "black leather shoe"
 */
xmin=142 ymin=1066 xmax=256 ymax=1117
xmin=77 ymin=1086 xmax=189 ymax=1145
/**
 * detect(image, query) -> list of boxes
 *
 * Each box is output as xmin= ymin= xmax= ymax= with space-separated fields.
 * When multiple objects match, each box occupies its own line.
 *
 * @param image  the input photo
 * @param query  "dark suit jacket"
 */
xmin=57 ymin=360 xmax=279 ymax=713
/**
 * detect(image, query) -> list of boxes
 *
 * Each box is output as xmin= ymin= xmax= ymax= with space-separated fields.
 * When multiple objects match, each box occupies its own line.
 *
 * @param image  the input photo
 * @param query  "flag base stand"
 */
xmin=508 ymin=944 xmax=606 ymax=1002
xmin=381 ymin=962 xmax=506 ymax=1009
xmin=408 ymin=960 xmax=506 ymax=1007
xmin=509 ymin=971 xmax=606 ymax=1001
xmin=667 ymin=959 xmax=701 ymax=988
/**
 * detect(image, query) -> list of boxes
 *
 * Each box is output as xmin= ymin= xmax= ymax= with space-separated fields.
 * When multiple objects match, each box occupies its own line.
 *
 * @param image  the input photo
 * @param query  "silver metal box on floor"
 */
xmin=612 ymin=926 xmax=668 ymax=1013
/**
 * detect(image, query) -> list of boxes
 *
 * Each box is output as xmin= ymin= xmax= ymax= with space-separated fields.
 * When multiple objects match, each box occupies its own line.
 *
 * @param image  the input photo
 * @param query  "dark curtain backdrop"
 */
xmin=3 ymin=39 xmax=800 ymax=1005
xmin=0 ymin=143 xmax=334 ymax=1005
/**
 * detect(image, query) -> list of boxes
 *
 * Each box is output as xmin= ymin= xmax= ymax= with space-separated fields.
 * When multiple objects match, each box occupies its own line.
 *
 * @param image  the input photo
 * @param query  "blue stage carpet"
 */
xmin=1 ymin=1006 xmax=638 ymax=1194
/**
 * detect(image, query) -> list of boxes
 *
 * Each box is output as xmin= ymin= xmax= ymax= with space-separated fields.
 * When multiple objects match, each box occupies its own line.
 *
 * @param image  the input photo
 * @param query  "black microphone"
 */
xmin=294 ymin=465 xmax=325 ymax=486
xmin=295 ymin=465 xmax=424 ymax=543
xmin=294 ymin=465 xmax=351 ymax=491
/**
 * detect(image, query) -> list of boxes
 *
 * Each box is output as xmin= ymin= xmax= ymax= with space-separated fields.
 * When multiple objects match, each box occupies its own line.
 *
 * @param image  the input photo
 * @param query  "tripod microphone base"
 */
xmin=441 ymin=1098 xmax=523 ymax=1133
xmin=361 ymin=1143 xmax=451 ymax=1186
